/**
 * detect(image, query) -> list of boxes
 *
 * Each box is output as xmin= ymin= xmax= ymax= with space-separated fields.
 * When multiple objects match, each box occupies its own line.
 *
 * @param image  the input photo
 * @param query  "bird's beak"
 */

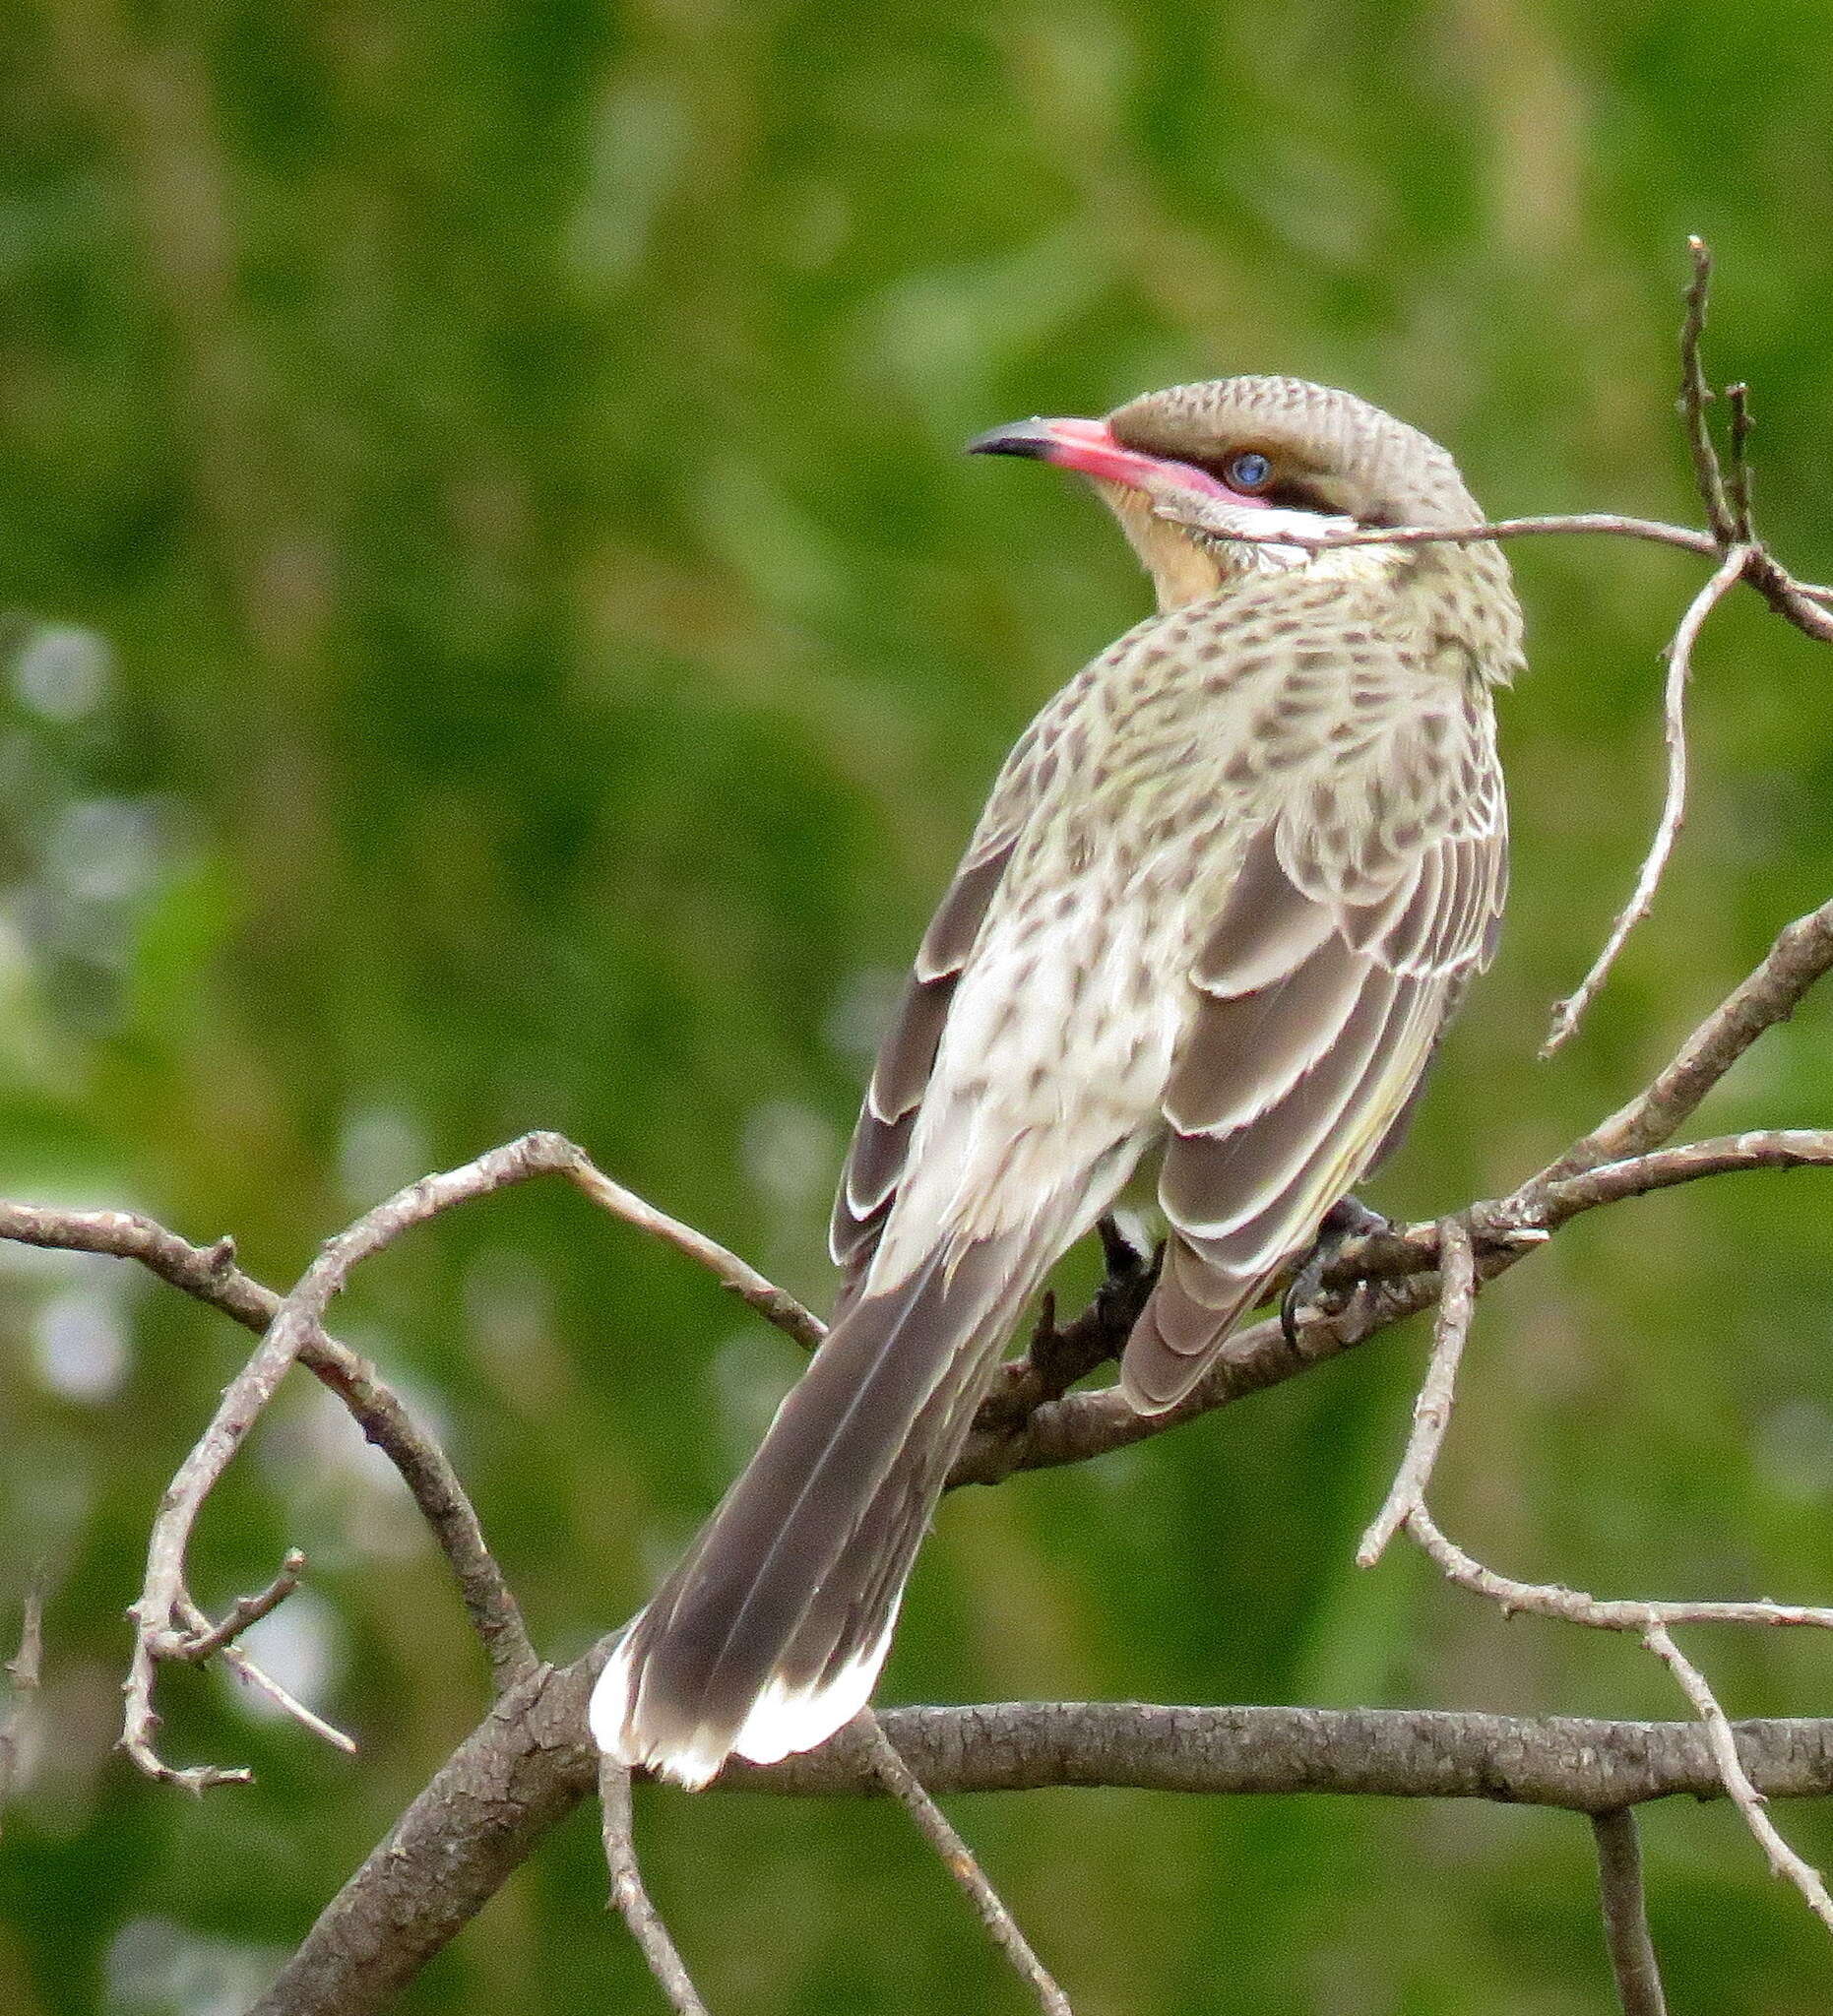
xmin=966 ymin=416 xmax=1233 ymax=507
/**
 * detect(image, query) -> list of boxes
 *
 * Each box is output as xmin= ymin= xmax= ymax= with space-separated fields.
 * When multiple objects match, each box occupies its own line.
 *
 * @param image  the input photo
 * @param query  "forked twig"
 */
xmin=599 ymin=1752 xmax=711 ymax=2016
xmin=112 ymin=1129 xmax=819 ymax=1790
xmin=1592 ymin=1809 xmax=1669 ymax=2016
xmin=851 ymin=1714 xmax=1072 ymax=2016
xmin=1356 ymin=1218 xmax=1475 ymax=1566
xmin=1679 ymin=236 xmax=1737 ymax=545
xmin=0 ymin=1199 xmax=537 ymax=1701
xmin=1362 ymin=1222 xmax=1833 ymax=1942
xmin=173 ymin=1550 xmax=307 ymax=1663
xmin=173 ymin=1591 xmax=356 ymax=1756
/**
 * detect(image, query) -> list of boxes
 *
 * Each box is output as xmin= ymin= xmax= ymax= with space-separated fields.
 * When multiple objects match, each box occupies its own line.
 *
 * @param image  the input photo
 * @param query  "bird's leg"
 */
xmin=979 ymin=1218 xmax=1164 ymax=1440
xmin=1025 ymin=1216 xmax=1160 ymax=1399
xmin=1280 ymin=1195 xmax=1396 ymax=1349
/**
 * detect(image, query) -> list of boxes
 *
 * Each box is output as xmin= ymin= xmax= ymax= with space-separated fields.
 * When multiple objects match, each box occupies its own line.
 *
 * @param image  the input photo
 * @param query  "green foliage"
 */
xmin=4 ymin=2 xmax=1833 ymax=2009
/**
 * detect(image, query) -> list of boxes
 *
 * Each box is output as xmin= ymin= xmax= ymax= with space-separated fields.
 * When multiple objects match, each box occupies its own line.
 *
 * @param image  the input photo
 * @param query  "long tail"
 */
xmin=590 ymin=1228 xmax=1037 ymax=1788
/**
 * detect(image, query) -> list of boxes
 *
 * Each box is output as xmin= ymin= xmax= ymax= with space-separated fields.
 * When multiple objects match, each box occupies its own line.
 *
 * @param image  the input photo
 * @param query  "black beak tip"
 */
xmin=964 ymin=419 xmax=1054 ymax=461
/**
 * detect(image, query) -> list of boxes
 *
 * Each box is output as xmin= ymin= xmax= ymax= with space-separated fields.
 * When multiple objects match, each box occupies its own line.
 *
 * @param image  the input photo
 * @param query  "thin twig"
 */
xmin=120 ymin=1136 xmax=586 ymax=1787
xmin=174 ymin=1591 xmax=356 ymax=1755
xmin=1726 ymin=383 xmax=1756 ymax=544
xmin=1525 ymin=895 xmax=1833 ymax=1191
xmin=1542 ymin=541 xmax=1751 ymax=1054
xmin=174 ymin=1550 xmax=307 ymax=1662
xmin=0 ymin=1199 xmax=536 ymax=1696
xmin=851 ymin=1714 xmax=1072 ymax=2016
xmin=598 ymin=1750 xmax=711 ymax=2016
xmin=1167 ymin=504 xmax=1833 ymax=644
xmin=1591 ymin=1809 xmax=1669 ymax=2016
xmin=0 ymin=1577 xmax=46 ymax=1843
xmin=1405 ymin=1502 xmax=1833 ymax=1633
xmin=1357 ymin=1218 xmax=1475 ymax=1566
xmin=1162 ymin=508 xmax=1721 ymax=559
xmin=1645 ymin=1623 xmax=1833 ymax=1933
xmin=1679 ymin=235 xmax=1737 ymax=545
xmin=565 ymin=1156 xmax=824 ymax=1351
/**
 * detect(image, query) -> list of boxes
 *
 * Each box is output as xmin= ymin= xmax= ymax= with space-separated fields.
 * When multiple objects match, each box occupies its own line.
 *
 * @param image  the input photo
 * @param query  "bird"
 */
xmin=591 ymin=375 xmax=1522 ymax=1790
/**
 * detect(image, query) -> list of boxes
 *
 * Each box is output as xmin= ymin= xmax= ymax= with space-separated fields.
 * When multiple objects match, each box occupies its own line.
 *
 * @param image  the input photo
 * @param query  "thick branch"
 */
xmin=248 ymin=1661 xmax=1833 ymax=2016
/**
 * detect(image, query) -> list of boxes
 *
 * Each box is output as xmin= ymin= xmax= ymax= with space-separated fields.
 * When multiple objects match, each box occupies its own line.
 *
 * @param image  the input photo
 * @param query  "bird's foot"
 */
xmin=1280 ymin=1195 xmax=1396 ymax=1350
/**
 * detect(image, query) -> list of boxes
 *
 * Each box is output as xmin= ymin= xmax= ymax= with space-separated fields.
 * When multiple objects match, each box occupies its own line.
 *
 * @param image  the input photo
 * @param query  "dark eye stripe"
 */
xmin=1181 ymin=448 xmax=1328 ymax=513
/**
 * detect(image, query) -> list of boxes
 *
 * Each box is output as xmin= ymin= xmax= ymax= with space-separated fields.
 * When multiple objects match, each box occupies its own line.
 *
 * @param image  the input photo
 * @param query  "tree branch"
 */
xmin=599 ymin=1752 xmax=711 ymax=2016
xmin=1592 ymin=1809 xmax=1668 ymax=2016
xmin=246 ymin=1663 xmax=1833 ymax=2016
xmin=1542 ymin=540 xmax=1751 ymax=1054
xmin=0 ymin=1201 xmax=536 ymax=1700
xmin=850 ymin=1714 xmax=1072 ymax=2016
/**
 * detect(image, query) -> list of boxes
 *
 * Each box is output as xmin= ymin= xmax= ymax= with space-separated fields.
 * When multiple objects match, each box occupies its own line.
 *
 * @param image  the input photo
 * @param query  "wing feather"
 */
xmin=1122 ymin=751 xmax=1505 ymax=1415
xmin=829 ymin=838 xmax=1017 ymax=1305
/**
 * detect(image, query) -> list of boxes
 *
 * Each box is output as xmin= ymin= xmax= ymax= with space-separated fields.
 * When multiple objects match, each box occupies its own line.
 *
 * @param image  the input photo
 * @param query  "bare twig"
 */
xmin=851 ymin=1714 xmax=1072 ymax=2016
xmin=1405 ymin=1501 xmax=1833 ymax=1634
xmin=0 ymin=1200 xmax=535 ymax=1695
xmin=1591 ymin=1809 xmax=1668 ymax=2016
xmin=1542 ymin=540 xmax=1751 ymax=1054
xmin=1161 ymin=507 xmax=1725 ymax=559
xmin=564 ymin=1155 xmax=824 ymax=1351
xmin=0 ymin=1577 xmax=46 ymax=1843
xmin=1357 ymin=1218 xmax=1475 ymax=1567
xmin=1377 ymin=1375 xmax=1833 ymax=1936
xmin=1165 ymin=506 xmax=1833 ymax=644
xmin=1679 ymin=235 xmax=1736 ymax=545
xmin=174 ymin=1550 xmax=307 ymax=1663
xmin=118 ymin=1135 xmax=603 ymax=1787
xmin=1726 ymin=383 xmax=1756 ymax=544
xmin=1645 ymin=1623 xmax=1833 ymax=1933
xmin=90 ymin=1126 xmax=818 ymax=1791
xmin=172 ymin=1591 xmax=356 ymax=1756
xmin=598 ymin=1751 xmax=711 ymax=2016
xmin=1524 ymin=897 xmax=1833 ymax=1189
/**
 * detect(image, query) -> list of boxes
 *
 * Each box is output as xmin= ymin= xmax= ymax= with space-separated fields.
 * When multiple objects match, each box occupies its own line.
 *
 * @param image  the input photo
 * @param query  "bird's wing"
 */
xmin=827 ymin=726 xmax=1051 ymax=1309
xmin=1122 ymin=699 xmax=1507 ymax=1414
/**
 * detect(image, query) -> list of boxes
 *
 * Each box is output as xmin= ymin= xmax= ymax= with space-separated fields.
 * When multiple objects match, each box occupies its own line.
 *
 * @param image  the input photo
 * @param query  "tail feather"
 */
xmin=591 ymin=1230 xmax=1034 ymax=1787
xmin=730 ymin=1323 xmax=991 ymax=1763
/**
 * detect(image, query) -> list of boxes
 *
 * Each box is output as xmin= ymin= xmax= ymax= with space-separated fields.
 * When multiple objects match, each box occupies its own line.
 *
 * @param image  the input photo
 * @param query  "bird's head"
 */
xmin=969 ymin=375 xmax=1485 ymax=613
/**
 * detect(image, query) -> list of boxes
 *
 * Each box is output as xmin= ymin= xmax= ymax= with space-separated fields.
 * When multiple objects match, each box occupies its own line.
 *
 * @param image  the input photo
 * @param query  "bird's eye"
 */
xmin=1225 ymin=450 xmax=1274 ymax=493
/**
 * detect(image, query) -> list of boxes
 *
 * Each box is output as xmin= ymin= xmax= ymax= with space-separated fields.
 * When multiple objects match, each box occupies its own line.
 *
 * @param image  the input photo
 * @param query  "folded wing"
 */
xmin=1122 ymin=722 xmax=1506 ymax=1414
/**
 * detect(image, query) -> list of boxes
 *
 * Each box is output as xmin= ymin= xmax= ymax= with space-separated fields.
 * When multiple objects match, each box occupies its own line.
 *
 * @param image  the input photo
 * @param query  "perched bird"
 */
xmin=593 ymin=376 xmax=1522 ymax=1788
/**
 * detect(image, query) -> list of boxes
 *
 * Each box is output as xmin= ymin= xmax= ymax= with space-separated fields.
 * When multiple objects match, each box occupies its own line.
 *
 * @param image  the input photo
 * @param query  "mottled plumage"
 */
xmin=593 ymin=376 xmax=1522 ymax=1787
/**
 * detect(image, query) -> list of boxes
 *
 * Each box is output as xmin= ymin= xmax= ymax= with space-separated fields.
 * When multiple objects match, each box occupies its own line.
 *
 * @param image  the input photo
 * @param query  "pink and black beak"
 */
xmin=966 ymin=416 xmax=1233 ymax=507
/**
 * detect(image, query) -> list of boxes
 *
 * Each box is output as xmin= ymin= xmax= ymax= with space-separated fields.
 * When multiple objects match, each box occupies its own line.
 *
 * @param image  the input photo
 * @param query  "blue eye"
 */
xmin=1226 ymin=450 xmax=1273 ymax=493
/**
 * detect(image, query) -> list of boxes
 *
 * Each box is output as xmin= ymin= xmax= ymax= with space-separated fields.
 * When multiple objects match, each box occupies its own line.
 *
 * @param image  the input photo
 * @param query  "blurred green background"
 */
xmin=4 ymin=1 xmax=1833 ymax=2010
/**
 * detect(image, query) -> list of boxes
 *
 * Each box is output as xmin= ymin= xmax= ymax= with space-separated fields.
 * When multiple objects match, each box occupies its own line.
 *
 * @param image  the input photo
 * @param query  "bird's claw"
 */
xmin=1280 ymin=1195 xmax=1396 ymax=1349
